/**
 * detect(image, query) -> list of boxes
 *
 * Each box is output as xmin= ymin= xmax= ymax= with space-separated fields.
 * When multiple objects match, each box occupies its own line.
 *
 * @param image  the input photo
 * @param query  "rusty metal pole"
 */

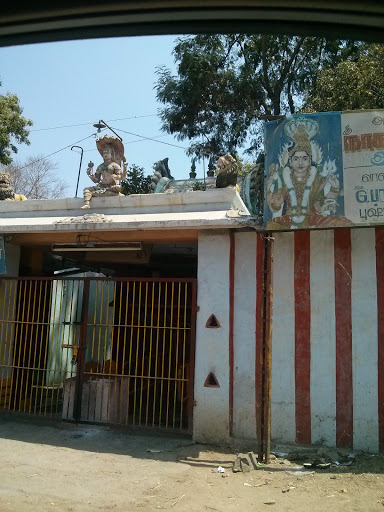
xmin=259 ymin=232 xmax=274 ymax=463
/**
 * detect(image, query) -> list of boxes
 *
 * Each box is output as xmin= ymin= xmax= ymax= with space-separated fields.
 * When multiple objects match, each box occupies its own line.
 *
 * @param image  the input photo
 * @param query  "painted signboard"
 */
xmin=342 ymin=111 xmax=384 ymax=225
xmin=263 ymin=109 xmax=384 ymax=230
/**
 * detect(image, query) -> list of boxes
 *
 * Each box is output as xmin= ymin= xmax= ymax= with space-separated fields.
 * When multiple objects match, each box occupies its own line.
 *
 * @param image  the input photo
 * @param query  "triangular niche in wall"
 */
xmin=204 ymin=372 xmax=220 ymax=388
xmin=205 ymin=314 xmax=220 ymax=328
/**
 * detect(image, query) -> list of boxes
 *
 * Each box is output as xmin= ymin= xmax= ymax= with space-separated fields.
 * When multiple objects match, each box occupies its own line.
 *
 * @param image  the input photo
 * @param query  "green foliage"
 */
xmin=121 ymin=164 xmax=152 ymax=195
xmin=155 ymin=35 xmax=362 ymax=160
xmin=235 ymin=156 xmax=256 ymax=177
xmin=303 ymin=43 xmax=384 ymax=112
xmin=0 ymin=89 xmax=33 ymax=165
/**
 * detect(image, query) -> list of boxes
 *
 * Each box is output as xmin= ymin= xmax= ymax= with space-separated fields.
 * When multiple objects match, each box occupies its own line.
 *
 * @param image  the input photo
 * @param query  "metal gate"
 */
xmin=0 ymin=277 xmax=196 ymax=432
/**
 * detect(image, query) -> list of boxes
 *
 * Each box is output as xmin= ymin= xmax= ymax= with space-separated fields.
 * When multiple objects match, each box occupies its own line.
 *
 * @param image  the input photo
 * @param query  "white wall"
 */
xmin=271 ymin=232 xmax=296 ymax=443
xmin=193 ymin=230 xmax=230 ymax=443
xmin=310 ymin=230 xmax=337 ymax=446
xmin=232 ymin=231 xmax=257 ymax=439
xmin=351 ymin=228 xmax=379 ymax=452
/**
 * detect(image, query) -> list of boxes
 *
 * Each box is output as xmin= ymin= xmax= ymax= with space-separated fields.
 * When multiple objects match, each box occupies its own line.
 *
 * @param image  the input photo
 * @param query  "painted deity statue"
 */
xmin=81 ymin=136 xmax=126 ymax=209
xmin=266 ymin=118 xmax=351 ymax=229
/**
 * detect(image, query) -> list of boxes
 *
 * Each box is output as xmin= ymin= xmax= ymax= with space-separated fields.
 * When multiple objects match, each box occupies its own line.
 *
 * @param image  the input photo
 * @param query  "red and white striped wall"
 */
xmin=194 ymin=227 xmax=384 ymax=453
xmin=271 ymin=227 xmax=383 ymax=452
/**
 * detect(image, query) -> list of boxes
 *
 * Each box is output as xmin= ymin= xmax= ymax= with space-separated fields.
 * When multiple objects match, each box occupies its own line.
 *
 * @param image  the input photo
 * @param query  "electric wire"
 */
xmin=111 ymin=127 xmax=187 ymax=150
xmin=16 ymin=125 xmax=187 ymax=172
xmin=16 ymin=133 xmax=100 ymax=171
xmin=82 ymin=133 xmax=171 ymax=153
xmin=29 ymin=114 xmax=158 ymax=132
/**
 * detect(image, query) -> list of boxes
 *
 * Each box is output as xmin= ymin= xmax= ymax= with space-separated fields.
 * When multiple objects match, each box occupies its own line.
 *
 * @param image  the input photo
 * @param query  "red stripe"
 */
xmin=294 ymin=231 xmax=311 ymax=444
xmin=376 ymin=228 xmax=384 ymax=452
xmin=255 ymin=233 xmax=264 ymax=440
xmin=334 ymin=228 xmax=353 ymax=448
xmin=229 ymin=231 xmax=235 ymax=435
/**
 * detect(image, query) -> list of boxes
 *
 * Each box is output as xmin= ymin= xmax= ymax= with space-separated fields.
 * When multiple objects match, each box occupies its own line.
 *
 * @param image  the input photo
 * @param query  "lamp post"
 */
xmin=71 ymin=145 xmax=84 ymax=197
xmin=93 ymin=120 xmax=123 ymax=141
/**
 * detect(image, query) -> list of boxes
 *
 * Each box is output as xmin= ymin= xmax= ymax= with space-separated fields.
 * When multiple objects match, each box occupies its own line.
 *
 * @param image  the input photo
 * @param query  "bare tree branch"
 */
xmin=0 ymin=156 xmax=68 ymax=200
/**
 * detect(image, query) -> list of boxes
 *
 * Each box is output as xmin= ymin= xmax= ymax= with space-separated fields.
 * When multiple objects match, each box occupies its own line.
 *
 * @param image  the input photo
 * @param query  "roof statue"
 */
xmin=0 ymin=172 xmax=27 ymax=201
xmin=148 ymin=154 xmax=263 ymax=219
xmin=215 ymin=154 xmax=238 ymax=188
xmin=150 ymin=158 xmax=174 ymax=193
xmin=81 ymin=135 xmax=127 ymax=209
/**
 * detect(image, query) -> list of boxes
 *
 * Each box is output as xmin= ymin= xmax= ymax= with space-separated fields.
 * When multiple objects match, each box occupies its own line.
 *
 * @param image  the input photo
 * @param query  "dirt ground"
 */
xmin=1 ymin=416 xmax=384 ymax=512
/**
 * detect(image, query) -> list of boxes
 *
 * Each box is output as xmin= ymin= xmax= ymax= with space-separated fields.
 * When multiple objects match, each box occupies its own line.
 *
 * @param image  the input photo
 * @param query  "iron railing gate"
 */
xmin=0 ymin=277 xmax=196 ymax=433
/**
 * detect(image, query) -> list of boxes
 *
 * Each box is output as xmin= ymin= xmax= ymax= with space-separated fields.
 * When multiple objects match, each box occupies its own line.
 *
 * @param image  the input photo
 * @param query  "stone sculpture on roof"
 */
xmin=0 ymin=171 xmax=27 ymax=201
xmin=215 ymin=154 xmax=239 ymax=188
xmin=81 ymin=136 xmax=127 ymax=209
xmin=147 ymin=153 xmax=263 ymax=220
xmin=150 ymin=158 xmax=174 ymax=193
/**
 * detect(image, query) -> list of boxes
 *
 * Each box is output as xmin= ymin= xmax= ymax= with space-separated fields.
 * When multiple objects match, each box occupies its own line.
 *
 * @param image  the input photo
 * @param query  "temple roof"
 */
xmin=0 ymin=188 xmax=256 ymax=234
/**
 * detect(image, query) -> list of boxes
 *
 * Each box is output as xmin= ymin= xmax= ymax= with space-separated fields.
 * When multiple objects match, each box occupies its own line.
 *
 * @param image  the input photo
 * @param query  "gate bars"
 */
xmin=0 ymin=277 xmax=196 ymax=432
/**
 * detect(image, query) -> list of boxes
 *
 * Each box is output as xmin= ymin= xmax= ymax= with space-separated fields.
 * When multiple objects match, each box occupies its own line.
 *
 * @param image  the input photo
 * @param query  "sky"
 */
xmin=0 ymin=35 xmax=199 ymax=198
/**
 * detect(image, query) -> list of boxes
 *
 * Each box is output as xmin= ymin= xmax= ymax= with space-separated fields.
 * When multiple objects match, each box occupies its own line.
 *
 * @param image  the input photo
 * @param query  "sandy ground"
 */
xmin=1 ymin=416 xmax=384 ymax=512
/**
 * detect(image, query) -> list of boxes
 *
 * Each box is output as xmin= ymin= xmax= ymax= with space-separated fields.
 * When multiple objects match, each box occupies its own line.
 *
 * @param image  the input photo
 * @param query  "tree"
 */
xmin=303 ymin=43 xmax=384 ymax=112
xmin=155 ymin=35 xmax=362 ymax=159
xmin=1 ymin=156 xmax=68 ymax=199
xmin=121 ymin=164 xmax=152 ymax=195
xmin=0 ymin=87 xmax=33 ymax=165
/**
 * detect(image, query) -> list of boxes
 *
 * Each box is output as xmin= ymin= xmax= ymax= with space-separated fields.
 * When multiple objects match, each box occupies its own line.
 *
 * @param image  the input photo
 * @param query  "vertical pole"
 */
xmin=229 ymin=231 xmax=235 ymax=436
xmin=74 ymin=278 xmax=89 ymax=422
xmin=259 ymin=232 xmax=274 ymax=463
xmin=71 ymin=145 xmax=84 ymax=198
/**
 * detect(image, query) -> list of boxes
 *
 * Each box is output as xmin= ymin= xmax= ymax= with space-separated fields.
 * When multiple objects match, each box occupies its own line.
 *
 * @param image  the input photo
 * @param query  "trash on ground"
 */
xmin=290 ymin=469 xmax=315 ymax=476
xmin=146 ymin=448 xmax=163 ymax=453
xmin=303 ymin=459 xmax=331 ymax=469
xmin=217 ymin=466 xmax=226 ymax=473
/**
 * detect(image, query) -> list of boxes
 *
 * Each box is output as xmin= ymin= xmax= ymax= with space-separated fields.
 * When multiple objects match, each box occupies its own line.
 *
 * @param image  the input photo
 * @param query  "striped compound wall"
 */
xmin=194 ymin=227 xmax=384 ymax=453
xmin=271 ymin=227 xmax=384 ymax=452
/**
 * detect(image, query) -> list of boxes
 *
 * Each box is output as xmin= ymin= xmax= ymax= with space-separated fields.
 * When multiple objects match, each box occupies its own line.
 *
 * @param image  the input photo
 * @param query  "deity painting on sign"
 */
xmin=264 ymin=114 xmax=351 ymax=230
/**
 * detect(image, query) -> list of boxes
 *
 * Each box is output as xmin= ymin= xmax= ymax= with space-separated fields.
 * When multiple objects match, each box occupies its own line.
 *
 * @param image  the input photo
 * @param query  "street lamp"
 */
xmin=71 ymin=145 xmax=84 ymax=197
xmin=93 ymin=119 xmax=123 ymax=141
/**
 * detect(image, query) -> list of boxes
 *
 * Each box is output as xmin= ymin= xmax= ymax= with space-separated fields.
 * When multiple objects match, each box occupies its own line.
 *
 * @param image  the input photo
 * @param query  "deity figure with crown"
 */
xmin=265 ymin=117 xmax=351 ymax=229
xmin=81 ymin=135 xmax=127 ymax=209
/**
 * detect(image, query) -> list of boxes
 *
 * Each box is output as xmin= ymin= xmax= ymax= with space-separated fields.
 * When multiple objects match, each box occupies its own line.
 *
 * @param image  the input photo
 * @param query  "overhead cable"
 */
xmin=112 ymin=127 xmax=187 ymax=150
xmin=30 ymin=114 xmax=158 ymax=132
xmin=17 ymin=133 xmax=101 ymax=171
